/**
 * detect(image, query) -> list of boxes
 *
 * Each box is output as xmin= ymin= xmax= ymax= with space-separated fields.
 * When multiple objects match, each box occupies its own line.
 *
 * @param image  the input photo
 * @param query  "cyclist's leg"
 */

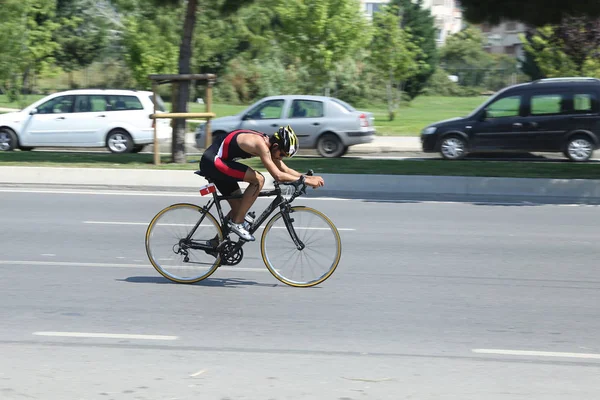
xmin=212 ymin=158 xmax=264 ymax=224
xmin=232 ymin=168 xmax=264 ymax=224
xmin=213 ymin=180 xmax=242 ymax=222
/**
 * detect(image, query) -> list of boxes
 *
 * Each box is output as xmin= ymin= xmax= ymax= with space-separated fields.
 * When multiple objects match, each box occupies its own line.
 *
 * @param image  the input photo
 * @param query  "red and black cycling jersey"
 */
xmin=215 ymin=129 xmax=268 ymax=161
xmin=198 ymin=129 xmax=268 ymax=194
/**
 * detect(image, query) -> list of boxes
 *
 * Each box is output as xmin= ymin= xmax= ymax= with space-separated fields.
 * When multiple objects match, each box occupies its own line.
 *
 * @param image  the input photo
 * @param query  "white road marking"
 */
xmin=472 ymin=348 xmax=600 ymax=360
xmin=190 ymin=369 xmax=207 ymax=377
xmin=3 ymin=187 xmax=598 ymax=207
xmin=33 ymin=332 xmax=178 ymax=340
xmin=0 ymin=260 xmax=150 ymax=268
xmin=83 ymin=220 xmax=356 ymax=231
xmin=0 ymin=260 xmax=266 ymax=272
xmin=41 ymin=254 xmax=56 ymax=257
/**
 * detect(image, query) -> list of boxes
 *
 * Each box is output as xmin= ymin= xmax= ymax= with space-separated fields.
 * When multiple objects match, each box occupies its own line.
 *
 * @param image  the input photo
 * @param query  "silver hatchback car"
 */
xmin=195 ymin=95 xmax=375 ymax=157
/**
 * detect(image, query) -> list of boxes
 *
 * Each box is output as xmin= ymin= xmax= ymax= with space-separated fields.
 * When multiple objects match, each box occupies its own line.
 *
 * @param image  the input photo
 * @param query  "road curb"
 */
xmin=1 ymin=166 xmax=600 ymax=204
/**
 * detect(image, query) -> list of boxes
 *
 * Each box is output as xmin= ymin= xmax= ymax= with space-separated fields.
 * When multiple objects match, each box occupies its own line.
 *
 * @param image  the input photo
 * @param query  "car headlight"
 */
xmin=422 ymin=126 xmax=437 ymax=135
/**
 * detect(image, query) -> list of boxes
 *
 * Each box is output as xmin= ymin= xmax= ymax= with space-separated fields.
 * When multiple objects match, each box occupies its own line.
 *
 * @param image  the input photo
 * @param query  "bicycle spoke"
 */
xmin=146 ymin=204 xmax=222 ymax=283
xmin=261 ymin=207 xmax=341 ymax=287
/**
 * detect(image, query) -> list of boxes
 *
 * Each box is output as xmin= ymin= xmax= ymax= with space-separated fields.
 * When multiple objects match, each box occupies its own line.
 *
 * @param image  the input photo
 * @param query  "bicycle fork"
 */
xmin=281 ymin=210 xmax=305 ymax=251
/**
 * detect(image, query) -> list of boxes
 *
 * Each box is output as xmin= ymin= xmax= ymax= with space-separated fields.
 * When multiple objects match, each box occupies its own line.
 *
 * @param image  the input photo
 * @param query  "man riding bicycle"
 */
xmin=199 ymin=125 xmax=325 ymax=242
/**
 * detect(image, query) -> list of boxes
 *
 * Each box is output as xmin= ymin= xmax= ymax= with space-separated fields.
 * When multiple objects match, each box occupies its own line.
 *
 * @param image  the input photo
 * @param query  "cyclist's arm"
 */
xmin=258 ymin=148 xmax=300 ymax=183
xmin=272 ymin=159 xmax=302 ymax=178
xmin=273 ymin=159 xmax=324 ymax=188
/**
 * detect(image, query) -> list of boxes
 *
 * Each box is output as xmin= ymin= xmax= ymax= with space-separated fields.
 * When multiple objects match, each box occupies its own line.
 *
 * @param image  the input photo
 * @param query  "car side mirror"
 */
xmin=242 ymin=114 xmax=251 ymax=121
xmin=29 ymin=108 xmax=38 ymax=116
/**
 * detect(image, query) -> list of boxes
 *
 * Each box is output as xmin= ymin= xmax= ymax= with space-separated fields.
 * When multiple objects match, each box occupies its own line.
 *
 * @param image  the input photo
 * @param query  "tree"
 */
xmin=193 ymin=0 xmax=279 ymax=77
xmin=150 ymin=0 xmax=256 ymax=163
xmin=276 ymin=0 xmax=370 ymax=95
xmin=391 ymin=0 xmax=438 ymax=101
xmin=121 ymin=6 xmax=181 ymax=87
xmin=0 ymin=0 xmax=28 ymax=98
xmin=522 ymin=17 xmax=600 ymax=78
xmin=519 ymin=31 xmax=545 ymax=81
xmin=370 ymin=6 xmax=420 ymax=121
xmin=0 ymin=1 xmax=60 ymax=97
xmin=439 ymin=26 xmax=493 ymax=87
xmin=458 ymin=0 xmax=600 ymax=27
xmin=54 ymin=0 xmax=110 ymax=87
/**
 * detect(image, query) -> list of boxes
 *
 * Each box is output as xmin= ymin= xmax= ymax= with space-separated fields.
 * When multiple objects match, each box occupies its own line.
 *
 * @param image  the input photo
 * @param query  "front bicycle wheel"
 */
xmin=145 ymin=203 xmax=222 ymax=283
xmin=261 ymin=206 xmax=341 ymax=287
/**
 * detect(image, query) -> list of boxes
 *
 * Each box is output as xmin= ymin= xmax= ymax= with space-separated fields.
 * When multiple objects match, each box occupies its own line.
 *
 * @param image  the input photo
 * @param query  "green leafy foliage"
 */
xmin=276 ymin=0 xmax=370 ymax=92
xmin=369 ymin=5 xmax=420 ymax=119
xmin=390 ymin=0 xmax=438 ymax=100
xmin=440 ymin=26 xmax=493 ymax=87
xmin=53 ymin=0 xmax=110 ymax=77
xmin=0 ymin=1 xmax=60 ymax=99
xmin=522 ymin=17 xmax=600 ymax=78
xmin=121 ymin=5 xmax=182 ymax=87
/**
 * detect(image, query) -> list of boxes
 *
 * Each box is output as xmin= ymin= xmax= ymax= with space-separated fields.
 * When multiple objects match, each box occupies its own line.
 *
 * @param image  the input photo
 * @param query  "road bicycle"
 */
xmin=145 ymin=170 xmax=342 ymax=287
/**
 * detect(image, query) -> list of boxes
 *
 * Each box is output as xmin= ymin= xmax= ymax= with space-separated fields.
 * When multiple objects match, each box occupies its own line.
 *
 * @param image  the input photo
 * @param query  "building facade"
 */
xmin=359 ymin=0 xmax=463 ymax=45
xmin=480 ymin=21 xmax=528 ymax=59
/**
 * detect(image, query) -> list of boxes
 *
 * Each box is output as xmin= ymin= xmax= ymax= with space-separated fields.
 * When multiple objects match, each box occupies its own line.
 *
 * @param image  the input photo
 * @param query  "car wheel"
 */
xmin=317 ymin=133 xmax=344 ymax=158
xmin=565 ymin=135 xmax=594 ymax=162
xmin=106 ymin=129 xmax=134 ymax=154
xmin=440 ymin=135 xmax=467 ymax=160
xmin=0 ymin=128 xmax=17 ymax=151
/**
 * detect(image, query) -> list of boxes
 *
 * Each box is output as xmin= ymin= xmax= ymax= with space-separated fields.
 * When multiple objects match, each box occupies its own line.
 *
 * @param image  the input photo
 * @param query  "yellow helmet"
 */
xmin=273 ymin=125 xmax=298 ymax=157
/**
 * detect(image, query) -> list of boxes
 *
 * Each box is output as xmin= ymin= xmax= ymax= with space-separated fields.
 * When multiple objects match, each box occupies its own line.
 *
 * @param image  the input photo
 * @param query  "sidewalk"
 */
xmin=2 ymin=166 xmax=600 ymax=204
xmin=347 ymin=136 xmax=421 ymax=153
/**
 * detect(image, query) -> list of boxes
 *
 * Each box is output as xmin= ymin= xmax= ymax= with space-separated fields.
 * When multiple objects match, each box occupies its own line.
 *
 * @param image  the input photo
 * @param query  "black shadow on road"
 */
xmin=118 ymin=276 xmax=279 ymax=288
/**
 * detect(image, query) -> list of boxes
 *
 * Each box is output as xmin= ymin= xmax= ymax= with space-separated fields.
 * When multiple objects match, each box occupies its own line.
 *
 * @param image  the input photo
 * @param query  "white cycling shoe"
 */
xmin=228 ymin=220 xmax=255 ymax=241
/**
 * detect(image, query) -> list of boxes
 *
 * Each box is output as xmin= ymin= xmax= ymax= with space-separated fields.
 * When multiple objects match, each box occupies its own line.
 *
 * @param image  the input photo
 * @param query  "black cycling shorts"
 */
xmin=199 ymin=153 xmax=249 ymax=196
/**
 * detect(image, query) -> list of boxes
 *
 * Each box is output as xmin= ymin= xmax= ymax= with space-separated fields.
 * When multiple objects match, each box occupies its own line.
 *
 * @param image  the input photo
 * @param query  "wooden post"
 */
xmin=171 ymin=82 xmax=179 ymax=162
xmin=152 ymin=83 xmax=160 ymax=166
xmin=205 ymin=80 xmax=213 ymax=149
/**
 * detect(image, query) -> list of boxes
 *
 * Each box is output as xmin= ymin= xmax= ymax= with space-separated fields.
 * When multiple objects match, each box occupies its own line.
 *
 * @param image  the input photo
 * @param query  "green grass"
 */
xmin=364 ymin=96 xmax=487 ymax=136
xmin=0 ymin=94 xmax=487 ymax=136
xmin=1 ymin=151 xmax=600 ymax=179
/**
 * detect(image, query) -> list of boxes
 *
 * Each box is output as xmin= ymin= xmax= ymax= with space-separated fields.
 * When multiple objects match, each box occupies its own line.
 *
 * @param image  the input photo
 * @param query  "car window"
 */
xmin=74 ymin=95 xmax=108 ymax=113
xmin=287 ymin=100 xmax=324 ymax=118
xmin=531 ymin=94 xmax=564 ymax=115
xmin=149 ymin=94 xmax=167 ymax=112
xmin=573 ymin=93 xmax=597 ymax=113
xmin=106 ymin=95 xmax=144 ymax=111
xmin=37 ymin=95 xmax=75 ymax=114
xmin=330 ymin=98 xmax=355 ymax=112
xmin=486 ymin=96 xmax=521 ymax=118
xmin=246 ymin=100 xmax=284 ymax=119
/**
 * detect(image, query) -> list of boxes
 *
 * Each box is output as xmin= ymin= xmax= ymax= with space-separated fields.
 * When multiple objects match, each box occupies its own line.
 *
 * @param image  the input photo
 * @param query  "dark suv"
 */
xmin=421 ymin=77 xmax=600 ymax=161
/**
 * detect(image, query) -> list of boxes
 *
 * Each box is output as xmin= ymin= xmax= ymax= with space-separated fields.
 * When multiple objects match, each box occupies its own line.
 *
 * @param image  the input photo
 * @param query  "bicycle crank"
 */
xmin=220 ymin=242 xmax=244 ymax=266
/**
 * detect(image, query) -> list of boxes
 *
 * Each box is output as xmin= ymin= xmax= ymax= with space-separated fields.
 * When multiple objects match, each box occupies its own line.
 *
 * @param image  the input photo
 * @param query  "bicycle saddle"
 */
xmin=194 ymin=170 xmax=214 ymax=183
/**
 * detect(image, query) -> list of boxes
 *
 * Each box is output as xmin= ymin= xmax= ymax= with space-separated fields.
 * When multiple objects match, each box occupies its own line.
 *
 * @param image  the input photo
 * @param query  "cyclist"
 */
xmin=199 ymin=125 xmax=325 ymax=241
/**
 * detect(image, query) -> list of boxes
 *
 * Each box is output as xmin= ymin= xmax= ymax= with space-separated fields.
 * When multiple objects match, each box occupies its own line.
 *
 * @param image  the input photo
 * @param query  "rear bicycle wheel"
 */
xmin=260 ymin=206 xmax=342 ymax=287
xmin=145 ymin=203 xmax=222 ymax=283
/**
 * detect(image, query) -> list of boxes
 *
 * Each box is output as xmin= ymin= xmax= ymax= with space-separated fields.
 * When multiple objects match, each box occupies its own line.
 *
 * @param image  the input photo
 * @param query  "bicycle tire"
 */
xmin=260 ymin=206 xmax=341 ymax=287
xmin=145 ymin=203 xmax=222 ymax=283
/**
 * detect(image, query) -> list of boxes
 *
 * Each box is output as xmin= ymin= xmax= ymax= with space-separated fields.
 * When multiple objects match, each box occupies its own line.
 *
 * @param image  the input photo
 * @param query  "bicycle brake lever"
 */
xmin=307 ymin=169 xmax=314 ymax=176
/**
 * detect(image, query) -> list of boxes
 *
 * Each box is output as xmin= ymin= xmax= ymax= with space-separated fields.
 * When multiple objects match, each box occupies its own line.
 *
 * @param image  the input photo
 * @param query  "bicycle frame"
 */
xmin=184 ymin=183 xmax=305 ymax=258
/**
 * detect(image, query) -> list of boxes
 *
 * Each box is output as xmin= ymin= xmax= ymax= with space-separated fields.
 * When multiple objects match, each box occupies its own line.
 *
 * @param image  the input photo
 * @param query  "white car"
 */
xmin=0 ymin=89 xmax=171 ymax=153
xmin=195 ymin=95 xmax=376 ymax=157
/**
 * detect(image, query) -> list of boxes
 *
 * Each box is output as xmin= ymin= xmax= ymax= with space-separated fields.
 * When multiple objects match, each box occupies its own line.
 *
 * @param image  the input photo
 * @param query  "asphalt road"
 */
xmin=1 ymin=187 xmax=600 ymax=399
